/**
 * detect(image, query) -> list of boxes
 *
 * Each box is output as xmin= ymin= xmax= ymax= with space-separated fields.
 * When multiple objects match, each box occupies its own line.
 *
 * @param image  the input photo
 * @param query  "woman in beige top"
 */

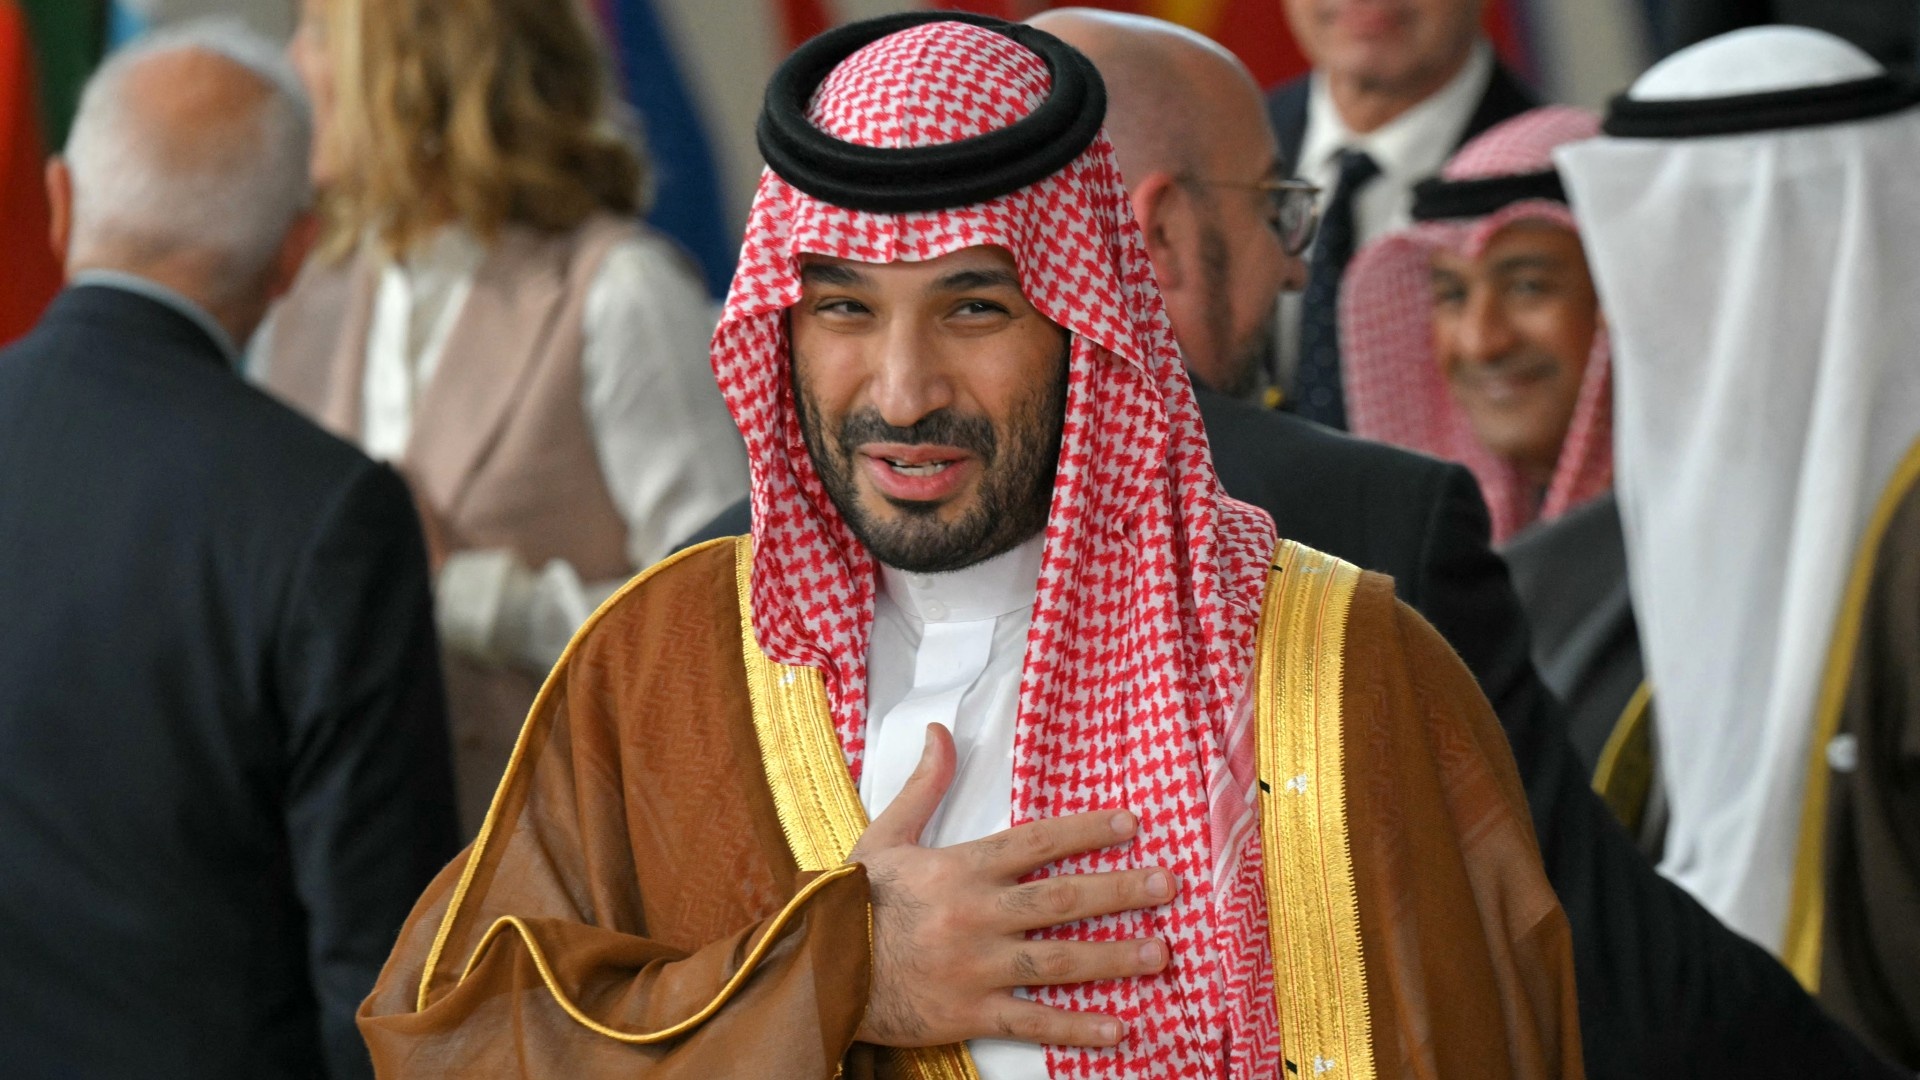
xmin=264 ymin=0 xmax=748 ymax=834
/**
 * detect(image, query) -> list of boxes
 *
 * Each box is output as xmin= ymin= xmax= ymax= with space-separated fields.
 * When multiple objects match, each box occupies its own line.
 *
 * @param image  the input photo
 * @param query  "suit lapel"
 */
xmin=404 ymin=228 xmax=567 ymax=516
xmin=1267 ymin=75 xmax=1311 ymax=171
xmin=1269 ymin=60 xmax=1537 ymax=167
xmin=1458 ymin=62 xmax=1539 ymax=150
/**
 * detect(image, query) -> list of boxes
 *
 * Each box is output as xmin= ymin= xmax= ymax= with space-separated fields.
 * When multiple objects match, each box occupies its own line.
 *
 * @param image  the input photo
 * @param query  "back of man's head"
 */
xmin=1031 ymin=9 xmax=1260 ymax=185
xmin=62 ymin=21 xmax=311 ymax=314
xmin=1031 ymin=9 xmax=1299 ymax=397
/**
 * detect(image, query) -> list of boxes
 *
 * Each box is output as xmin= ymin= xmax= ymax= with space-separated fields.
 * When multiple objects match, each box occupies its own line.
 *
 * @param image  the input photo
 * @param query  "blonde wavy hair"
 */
xmin=316 ymin=0 xmax=646 ymax=257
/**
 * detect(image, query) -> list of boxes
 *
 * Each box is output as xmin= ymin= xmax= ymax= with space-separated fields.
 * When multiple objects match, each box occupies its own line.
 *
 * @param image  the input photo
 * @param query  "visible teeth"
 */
xmin=886 ymin=459 xmax=950 ymax=476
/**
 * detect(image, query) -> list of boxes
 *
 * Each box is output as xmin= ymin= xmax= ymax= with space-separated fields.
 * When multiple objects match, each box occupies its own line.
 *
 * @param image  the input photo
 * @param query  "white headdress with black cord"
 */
xmin=1557 ymin=26 xmax=1920 ymax=957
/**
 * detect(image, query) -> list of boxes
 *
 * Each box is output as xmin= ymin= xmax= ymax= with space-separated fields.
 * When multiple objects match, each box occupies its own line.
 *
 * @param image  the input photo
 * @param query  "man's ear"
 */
xmin=45 ymin=157 xmax=73 ymax=273
xmin=266 ymin=211 xmax=320 ymax=300
xmin=1129 ymin=171 xmax=1189 ymax=292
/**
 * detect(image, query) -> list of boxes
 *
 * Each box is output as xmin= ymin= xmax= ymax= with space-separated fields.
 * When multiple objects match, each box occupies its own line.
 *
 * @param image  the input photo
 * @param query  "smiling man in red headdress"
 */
xmin=358 ymin=14 xmax=1581 ymax=1079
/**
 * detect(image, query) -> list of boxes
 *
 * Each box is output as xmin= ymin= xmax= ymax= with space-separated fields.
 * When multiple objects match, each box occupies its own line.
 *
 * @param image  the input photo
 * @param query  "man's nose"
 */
xmin=1455 ymin=289 xmax=1517 ymax=364
xmin=866 ymin=323 xmax=954 ymax=429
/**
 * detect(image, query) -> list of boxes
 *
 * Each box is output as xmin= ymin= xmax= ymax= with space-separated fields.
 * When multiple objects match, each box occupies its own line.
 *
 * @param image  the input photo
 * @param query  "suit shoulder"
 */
xmin=1201 ymin=391 xmax=1457 ymax=489
xmin=1265 ymin=73 xmax=1310 ymax=108
xmin=564 ymin=539 xmax=742 ymax=673
xmin=1505 ymin=493 xmax=1621 ymax=563
xmin=201 ymin=378 xmax=409 ymax=535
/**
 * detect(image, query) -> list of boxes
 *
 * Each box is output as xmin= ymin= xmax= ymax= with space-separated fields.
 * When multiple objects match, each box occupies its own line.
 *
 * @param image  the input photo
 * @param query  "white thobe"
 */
xmin=861 ymin=534 xmax=1049 ymax=1079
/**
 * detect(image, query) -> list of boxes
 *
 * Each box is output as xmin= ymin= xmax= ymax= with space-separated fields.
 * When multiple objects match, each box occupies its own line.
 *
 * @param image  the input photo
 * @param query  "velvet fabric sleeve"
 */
xmin=357 ymin=542 xmax=874 ymax=1077
xmin=1340 ymin=571 xmax=1584 ymax=1080
xmin=1820 ymin=478 xmax=1920 ymax=1069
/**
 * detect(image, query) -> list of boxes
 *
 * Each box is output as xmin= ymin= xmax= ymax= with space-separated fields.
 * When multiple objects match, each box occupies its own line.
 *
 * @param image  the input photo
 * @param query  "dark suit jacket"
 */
xmin=680 ymin=384 xmax=1901 ymax=1080
xmin=1266 ymin=57 xmax=1538 ymax=176
xmin=1504 ymin=493 xmax=1646 ymax=772
xmin=0 ymin=286 xmax=460 ymax=1080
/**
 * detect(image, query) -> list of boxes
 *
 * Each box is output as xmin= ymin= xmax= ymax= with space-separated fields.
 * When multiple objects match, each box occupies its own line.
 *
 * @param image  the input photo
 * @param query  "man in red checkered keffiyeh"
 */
xmin=1342 ymin=106 xmax=1612 ymax=545
xmin=358 ymin=15 xmax=1583 ymax=1080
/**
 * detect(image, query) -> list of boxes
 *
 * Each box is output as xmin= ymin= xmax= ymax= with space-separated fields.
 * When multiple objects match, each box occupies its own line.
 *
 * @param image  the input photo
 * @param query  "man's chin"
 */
xmin=842 ymin=498 xmax=1003 ymax=573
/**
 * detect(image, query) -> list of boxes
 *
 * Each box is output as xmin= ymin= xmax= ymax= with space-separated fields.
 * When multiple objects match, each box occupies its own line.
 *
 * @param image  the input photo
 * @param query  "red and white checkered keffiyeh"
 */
xmin=711 ymin=20 xmax=1281 ymax=1079
xmin=1340 ymin=106 xmax=1612 ymax=543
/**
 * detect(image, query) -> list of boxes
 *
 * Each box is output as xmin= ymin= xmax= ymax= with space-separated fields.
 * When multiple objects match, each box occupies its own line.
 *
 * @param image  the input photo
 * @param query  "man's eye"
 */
xmin=814 ymin=299 xmax=870 ymax=316
xmin=1508 ymin=277 xmax=1552 ymax=299
xmin=1431 ymin=285 xmax=1466 ymax=308
xmin=953 ymin=301 xmax=1009 ymax=317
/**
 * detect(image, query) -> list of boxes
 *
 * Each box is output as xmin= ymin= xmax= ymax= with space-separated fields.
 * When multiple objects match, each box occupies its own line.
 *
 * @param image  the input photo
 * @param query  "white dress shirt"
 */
xmin=1297 ymin=39 xmax=1495 ymax=247
xmin=1274 ymin=41 xmax=1495 ymax=389
xmin=862 ymin=533 xmax=1049 ymax=1079
xmin=355 ymin=224 xmax=748 ymax=672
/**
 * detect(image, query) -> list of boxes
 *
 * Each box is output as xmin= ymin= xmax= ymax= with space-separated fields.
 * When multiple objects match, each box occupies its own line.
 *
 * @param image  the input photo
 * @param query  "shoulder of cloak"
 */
xmin=548 ymin=538 xmax=747 ymax=721
xmin=1336 ymin=568 xmax=1584 ymax=1079
xmin=568 ymin=533 xmax=740 ymax=650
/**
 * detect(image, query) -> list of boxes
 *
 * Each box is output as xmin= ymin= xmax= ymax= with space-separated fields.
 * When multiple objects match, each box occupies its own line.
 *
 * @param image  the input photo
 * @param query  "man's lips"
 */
xmin=857 ymin=443 xmax=978 ymax=503
xmin=1329 ymin=4 xmax=1405 ymax=39
xmin=1455 ymin=361 xmax=1557 ymax=406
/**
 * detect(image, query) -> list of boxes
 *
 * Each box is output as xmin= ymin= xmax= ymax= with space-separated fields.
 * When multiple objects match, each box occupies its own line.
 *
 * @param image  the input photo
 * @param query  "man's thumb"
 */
xmin=864 ymin=723 xmax=957 ymax=849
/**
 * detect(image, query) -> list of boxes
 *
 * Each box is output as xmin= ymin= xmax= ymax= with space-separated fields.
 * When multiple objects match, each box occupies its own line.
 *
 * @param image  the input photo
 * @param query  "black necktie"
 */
xmin=1292 ymin=148 xmax=1380 ymax=429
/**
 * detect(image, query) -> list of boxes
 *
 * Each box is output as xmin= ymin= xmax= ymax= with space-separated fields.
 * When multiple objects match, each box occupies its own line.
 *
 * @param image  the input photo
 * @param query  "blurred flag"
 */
xmin=1 ymin=0 xmax=63 ymax=344
xmin=595 ymin=0 xmax=736 ymax=298
xmin=777 ymin=0 xmax=832 ymax=49
xmin=107 ymin=0 xmax=150 ymax=48
xmin=17 ymin=0 xmax=103 ymax=150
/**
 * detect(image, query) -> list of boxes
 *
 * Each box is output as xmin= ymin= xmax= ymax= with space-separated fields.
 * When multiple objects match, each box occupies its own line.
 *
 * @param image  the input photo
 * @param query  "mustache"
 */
xmin=1455 ymin=350 xmax=1560 ymax=380
xmin=835 ymin=408 xmax=998 ymax=462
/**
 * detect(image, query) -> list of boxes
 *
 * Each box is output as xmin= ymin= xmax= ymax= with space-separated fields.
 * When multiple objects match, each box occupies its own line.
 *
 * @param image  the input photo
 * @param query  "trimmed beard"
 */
xmin=794 ymin=340 xmax=1070 ymax=574
xmin=1199 ymin=220 xmax=1269 ymax=400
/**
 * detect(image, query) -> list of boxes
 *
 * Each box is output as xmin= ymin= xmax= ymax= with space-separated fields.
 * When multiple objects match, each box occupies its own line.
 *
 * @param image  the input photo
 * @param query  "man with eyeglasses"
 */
xmin=1268 ymin=0 xmax=1535 ymax=428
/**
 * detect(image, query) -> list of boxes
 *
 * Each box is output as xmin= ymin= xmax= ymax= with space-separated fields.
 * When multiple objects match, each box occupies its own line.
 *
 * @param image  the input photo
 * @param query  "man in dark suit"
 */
xmin=0 ymin=24 xmax=458 ymax=1080
xmin=686 ymin=12 xmax=1902 ymax=1077
xmin=1265 ymin=0 xmax=1535 ymax=427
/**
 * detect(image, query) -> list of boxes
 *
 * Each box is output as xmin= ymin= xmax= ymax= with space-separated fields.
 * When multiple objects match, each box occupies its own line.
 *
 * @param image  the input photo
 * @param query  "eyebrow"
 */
xmin=1490 ymin=254 xmax=1563 ymax=276
xmin=796 ymin=261 xmax=1025 ymax=295
xmin=799 ymin=262 xmax=865 ymax=287
xmin=931 ymin=268 xmax=1023 ymax=293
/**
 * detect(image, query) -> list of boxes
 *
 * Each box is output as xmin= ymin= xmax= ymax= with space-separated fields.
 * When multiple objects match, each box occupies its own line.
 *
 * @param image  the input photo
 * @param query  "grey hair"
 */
xmin=64 ymin=19 xmax=312 ymax=297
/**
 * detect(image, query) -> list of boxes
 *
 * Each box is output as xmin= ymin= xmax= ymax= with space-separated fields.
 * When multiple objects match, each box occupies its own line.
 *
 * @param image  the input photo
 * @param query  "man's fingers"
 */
xmin=984 ymin=999 xmax=1127 ymax=1048
xmin=969 ymin=809 xmax=1138 ymax=879
xmin=998 ymin=936 xmax=1169 ymax=988
xmin=996 ymin=868 xmax=1177 ymax=930
xmin=854 ymin=724 xmax=956 ymax=854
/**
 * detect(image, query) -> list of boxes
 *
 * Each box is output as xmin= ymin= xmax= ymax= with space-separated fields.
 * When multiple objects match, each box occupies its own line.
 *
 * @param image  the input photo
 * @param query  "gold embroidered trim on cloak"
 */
xmin=1254 ymin=539 xmax=1375 ymax=1080
xmin=455 ymin=864 xmax=861 ymax=1042
xmin=1592 ymin=682 xmax=1654 ymax=835
xmin=1781 ymin=436 xmax=1920 ymax=989
xmin=417 ymin=537 xmax=733 ymax=1014
xmin=735 ymin=537 xmax=984 ymax=1080
xmin=414 ymin=538 xmax=869 ymax=1045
